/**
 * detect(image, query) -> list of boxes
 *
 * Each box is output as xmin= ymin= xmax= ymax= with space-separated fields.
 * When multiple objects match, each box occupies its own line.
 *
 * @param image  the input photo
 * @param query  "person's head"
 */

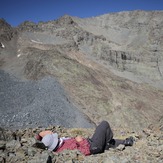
xmin=41 ymin=133 xmax=59 ymax=151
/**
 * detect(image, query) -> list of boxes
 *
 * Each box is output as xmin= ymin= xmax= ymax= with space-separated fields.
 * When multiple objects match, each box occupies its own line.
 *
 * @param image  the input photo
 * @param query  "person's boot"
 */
xmin=124 ymin=136 xmax=134 ymax=146
xmin=105 ymin=137 xmax=134 ymax=150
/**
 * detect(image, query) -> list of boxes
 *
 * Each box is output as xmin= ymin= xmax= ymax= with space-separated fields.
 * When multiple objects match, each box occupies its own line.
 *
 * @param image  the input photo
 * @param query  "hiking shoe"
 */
xmin=124 ymin=136 xmax=134 ymax=146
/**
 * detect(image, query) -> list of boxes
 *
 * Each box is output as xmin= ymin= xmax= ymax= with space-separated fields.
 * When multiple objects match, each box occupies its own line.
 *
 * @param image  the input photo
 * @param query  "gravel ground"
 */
xmin=0 ymin=70 xmax=94 ymax=130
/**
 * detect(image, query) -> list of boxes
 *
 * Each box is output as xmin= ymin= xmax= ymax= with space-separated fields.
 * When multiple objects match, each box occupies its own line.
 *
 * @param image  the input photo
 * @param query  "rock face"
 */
xmin=73 ymin=11 xmax=163 ymax=83
xmin=18 ymin=11 xmax=163 ymax=82
xmin=0 ymin=18 xmax=15 ymax=42
xmin=0 ymin=19 xmax=17 ymax=68
xmin=0 ymin=11 xmax=163 ymax=131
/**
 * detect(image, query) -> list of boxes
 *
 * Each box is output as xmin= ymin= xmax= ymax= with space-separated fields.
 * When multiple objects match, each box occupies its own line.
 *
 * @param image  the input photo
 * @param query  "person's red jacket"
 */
xmin=56 ymin=138 xmax=91 ymax=156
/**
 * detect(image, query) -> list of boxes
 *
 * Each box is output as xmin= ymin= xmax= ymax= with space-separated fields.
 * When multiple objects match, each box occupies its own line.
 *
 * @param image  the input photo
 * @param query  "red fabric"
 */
xmin=56 ymin=138 xmax=91 ymax=156
xmin=35 ymin=134 xmax=42 ymax=141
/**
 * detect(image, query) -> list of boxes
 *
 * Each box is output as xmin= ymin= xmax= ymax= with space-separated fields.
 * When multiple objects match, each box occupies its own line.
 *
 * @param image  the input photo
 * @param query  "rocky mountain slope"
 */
xmin=0 ymin=10 xmax=163 ymax=162
xmin=18 ymin=11 xmax=163 ymax=86
xmin=1 ymin=10 xmax=163 ymax=130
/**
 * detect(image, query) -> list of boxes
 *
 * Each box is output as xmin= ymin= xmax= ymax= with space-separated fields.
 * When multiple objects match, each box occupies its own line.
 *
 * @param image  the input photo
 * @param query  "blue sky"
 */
xmin=1 ymin=0 xmax=163 ymax=26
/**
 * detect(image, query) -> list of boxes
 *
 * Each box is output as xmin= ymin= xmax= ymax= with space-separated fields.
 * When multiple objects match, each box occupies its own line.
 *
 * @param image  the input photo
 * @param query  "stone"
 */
xmin=116 ymin=144 xmax=125 ymax=151
xmin=8 ymin=152 xmax=16 ymax=157
xmin=21 ymin=138 xmax=28 ymax=143
xmin=27 ymin=138 xmax=36 ymax=146
xmin=0 ymin=157 xmax=5 ymax=163
xmin=0 ymin=141 xmax=6 ymax=150
xmin=6 ymin=140 xmax=21 ymax=151
xmin=27 ymin=147 xmax=37 ymax=157
xmin=157 ymin=145 xmax=163 ymax=152
xmin=27 ymin=151 xmax=51 ymax=163
xmin=15 ymin=149 xmax=26 ymax=159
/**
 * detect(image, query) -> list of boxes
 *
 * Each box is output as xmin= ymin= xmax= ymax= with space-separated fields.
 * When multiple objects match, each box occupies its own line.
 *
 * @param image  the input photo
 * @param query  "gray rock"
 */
xmin=0 ymin=156 xmax=5 ymax=163
xmin=157 ymin=145 xmax=163 ymax=152
xmin=6 ymin=140 xmax=21 ymax=151
xmin=116 ymin=144 xmax=125 ymax=151
xmin=27 ymin=147 xmax=37 ymax=157
xmin=8 ymin=152 xmax=16 ymax=157
xmin=27 ymin=151 xmax=51 ymax=163
xmin=0 ymin=141 xmax=6 ymax=150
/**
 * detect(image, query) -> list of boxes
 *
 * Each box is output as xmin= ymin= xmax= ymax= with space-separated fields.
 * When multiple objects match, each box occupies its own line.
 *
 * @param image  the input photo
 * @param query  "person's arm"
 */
xmin=39 ymin=130 xmax=53 ymax=137
xmin=76 ymin=137 xmax=91 ymax=156
xmin=35 ymin=130 xmax=53 ymax=141
xmin=75 ymin=135 xmax=84 ymax=142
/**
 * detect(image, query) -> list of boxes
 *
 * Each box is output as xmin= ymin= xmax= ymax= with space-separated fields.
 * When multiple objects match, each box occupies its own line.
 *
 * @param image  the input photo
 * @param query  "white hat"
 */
xmin=41 ymin=133 xmax=59 ymax=151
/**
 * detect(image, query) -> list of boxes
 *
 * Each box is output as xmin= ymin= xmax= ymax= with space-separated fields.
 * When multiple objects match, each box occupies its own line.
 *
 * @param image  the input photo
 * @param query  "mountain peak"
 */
xmin=56 ymin=14 xmax=77 ymax=26
xmin=0 ymin=18 xmax=16 ymax=42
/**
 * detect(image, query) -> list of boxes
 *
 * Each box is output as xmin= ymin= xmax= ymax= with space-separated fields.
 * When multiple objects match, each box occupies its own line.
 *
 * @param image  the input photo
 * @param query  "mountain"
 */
xmin=0 ymin=11 xmax=163 ymax=131
xmin=0 ymin=10 xmax=163 ymax=163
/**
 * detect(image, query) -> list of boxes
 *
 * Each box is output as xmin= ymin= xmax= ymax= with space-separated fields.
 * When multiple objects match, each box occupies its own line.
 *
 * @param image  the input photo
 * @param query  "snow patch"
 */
xmin=17 ymin=54 xmax=21 ymax=57
xmin=0 ymin=42 xmax=5 ymax=48
xmin=31 ymin=39 xmax=43 ymax=44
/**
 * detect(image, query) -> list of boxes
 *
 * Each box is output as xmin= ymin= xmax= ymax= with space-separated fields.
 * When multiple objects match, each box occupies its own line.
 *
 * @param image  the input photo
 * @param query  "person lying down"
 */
xmin=33 ymin=121 xmax=134 ymax=156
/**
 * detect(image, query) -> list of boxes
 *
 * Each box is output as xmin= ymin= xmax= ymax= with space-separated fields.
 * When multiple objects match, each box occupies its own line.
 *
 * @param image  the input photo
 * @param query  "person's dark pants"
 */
xmin=89 ymin=121 xmax=125 ymax=154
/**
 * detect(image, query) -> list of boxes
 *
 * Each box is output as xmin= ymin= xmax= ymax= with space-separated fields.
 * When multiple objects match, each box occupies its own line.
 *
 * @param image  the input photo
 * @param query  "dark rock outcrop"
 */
xmin=0 ymin=18 xmax=15 ymax=42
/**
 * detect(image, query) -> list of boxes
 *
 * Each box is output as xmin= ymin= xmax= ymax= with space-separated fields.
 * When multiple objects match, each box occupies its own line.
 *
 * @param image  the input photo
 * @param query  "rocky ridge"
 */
xmin=17 ymin=11 xmax=163 ymax=83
